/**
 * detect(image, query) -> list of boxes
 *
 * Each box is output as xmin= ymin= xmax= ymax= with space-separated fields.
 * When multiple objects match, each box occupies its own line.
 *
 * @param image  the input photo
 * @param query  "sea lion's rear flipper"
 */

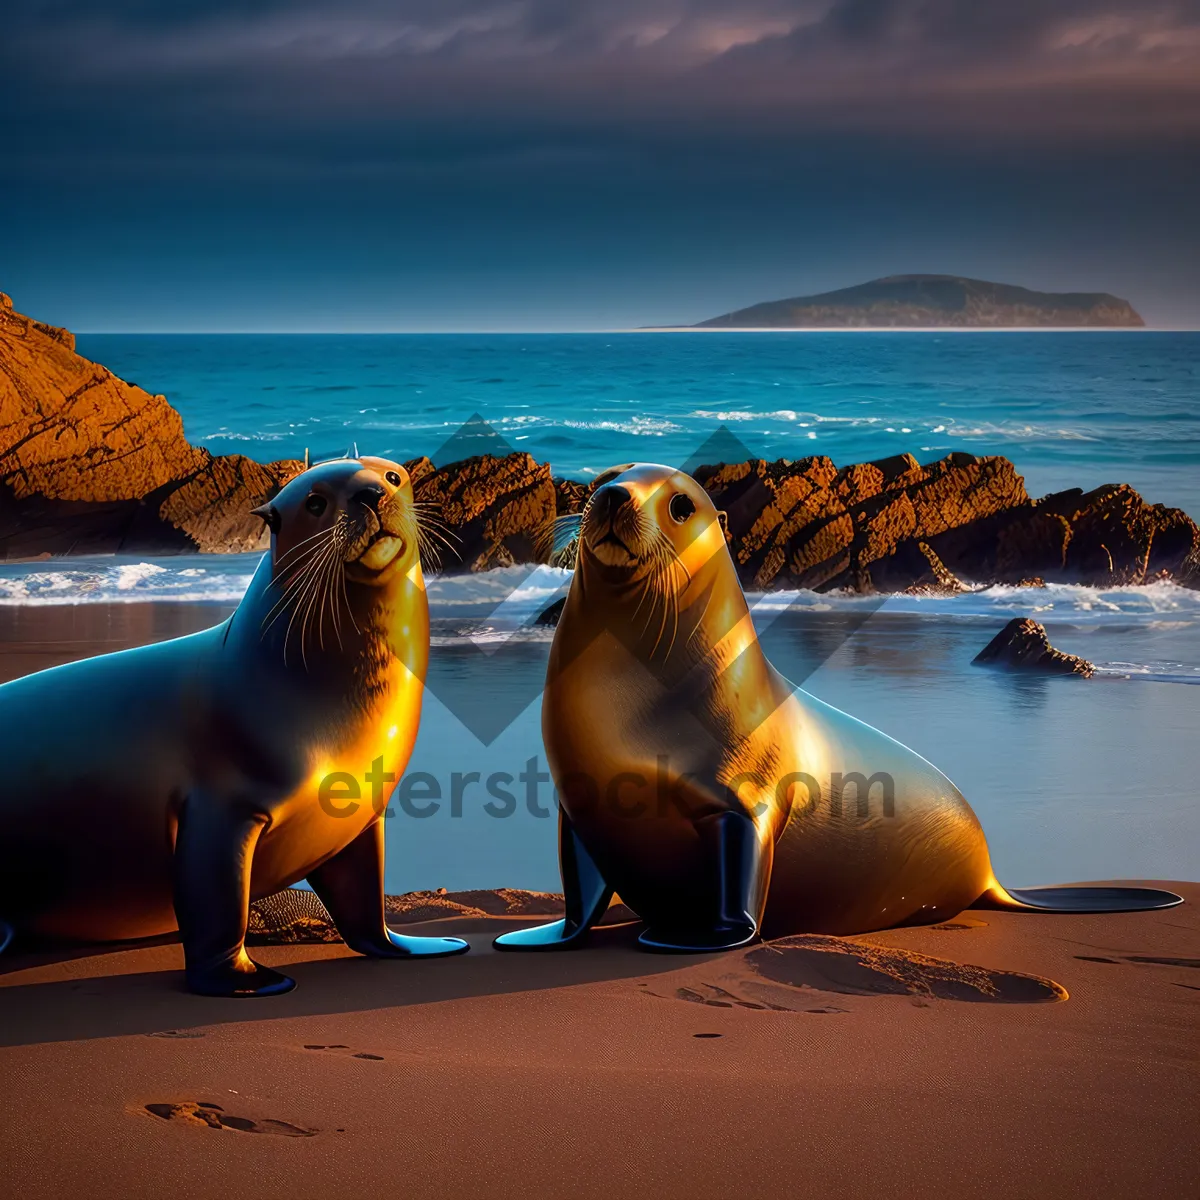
xmin=307 ymin=820 xmax=468 ymax=959
xmin=639 ymin=811 xmax=770 ymax=953
xmin=174 ymin=798 xmax=295 ymax=997
xmin=981 ymin=883 xmax=1184 ymax=913
xmin=0 ymin=920 xmax=12 ymax=956
xmin=494 ymin=812 xmax=612 ymax=950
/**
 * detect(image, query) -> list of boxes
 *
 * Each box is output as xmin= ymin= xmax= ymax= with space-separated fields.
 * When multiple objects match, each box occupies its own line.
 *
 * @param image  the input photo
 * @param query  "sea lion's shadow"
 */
xmin=0 ymin=918 xmax=718 ymax=1048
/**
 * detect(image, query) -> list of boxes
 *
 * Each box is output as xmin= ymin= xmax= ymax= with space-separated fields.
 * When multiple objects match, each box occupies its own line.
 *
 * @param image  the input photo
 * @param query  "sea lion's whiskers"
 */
xmin=306 ymin=533 xmax=348 ymax=657
xmin=260 ymin=534 xmax=339 ymax=638
xmin=260 ymin=530 xmax=339 ymax=636
xmin=413 ymin=509 xmax=460 ymax=572
xmin=277 ymin=529 xmax=346 ymax=667
xmin=411 ymin=504 xmax=459 ymax=544
xmin=322 ymin=516 xmax=356 ymax=649
xmin=536 ymin=512 xmax=582 ymax=561
xmin=274 ymin=524 xmax=338 ymax=571
xmin=414 ymin=518 xmax=458 ymax=571
xmin=647 ymin=539 xmax=677 ymax=660
xmin=283 ymin=536 xmax=341 ymax=669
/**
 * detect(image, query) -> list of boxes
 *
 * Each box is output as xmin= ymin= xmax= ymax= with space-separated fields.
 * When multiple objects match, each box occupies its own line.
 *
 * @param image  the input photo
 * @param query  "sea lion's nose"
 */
xmin=594 ymin=483 xmax=633 ymax=518
xmin=354 ymin=483 xmax=386 ymax=513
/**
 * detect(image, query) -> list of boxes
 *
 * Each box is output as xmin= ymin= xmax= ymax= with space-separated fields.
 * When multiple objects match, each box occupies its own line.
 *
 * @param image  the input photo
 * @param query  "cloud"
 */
xmin=4 ymin=0 xmax=1200 ymax=169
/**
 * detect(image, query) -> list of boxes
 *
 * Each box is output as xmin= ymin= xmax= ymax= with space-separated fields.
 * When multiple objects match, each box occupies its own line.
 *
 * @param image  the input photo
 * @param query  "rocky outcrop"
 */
xmin=407 ymin=452 xmax=557 ymax=571
xmin=681 ymin=451 xmax=1198 ymax=592
xmin=0 ymin=291 xmax=301 ymax=557
xmin=690 ymin=451 xmax=1036 ymax=591
xmin=973 ymin=618 xmax=1095 ymax=677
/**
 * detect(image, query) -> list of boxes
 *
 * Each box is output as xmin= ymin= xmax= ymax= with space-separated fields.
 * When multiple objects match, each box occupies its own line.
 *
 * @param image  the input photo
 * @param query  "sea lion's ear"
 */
xmin=251 ymin=503 xmax=281 ymax=534
xmin=716 ymin=510 xmax=729 ymax=538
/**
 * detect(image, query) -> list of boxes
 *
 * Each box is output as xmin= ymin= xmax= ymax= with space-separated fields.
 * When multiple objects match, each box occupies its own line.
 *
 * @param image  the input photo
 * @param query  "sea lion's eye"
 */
xmin=669 ymin=493 xmax=696 ymax=524
xmin=385 ymin=471 xmax=402 ymax=487
xmin=305 ymin=493 xmax=328 ymax=517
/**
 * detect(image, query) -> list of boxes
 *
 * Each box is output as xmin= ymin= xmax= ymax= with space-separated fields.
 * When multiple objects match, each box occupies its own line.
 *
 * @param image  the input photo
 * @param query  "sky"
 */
xmin=2 ymin=0 xmax=1199 ymax=330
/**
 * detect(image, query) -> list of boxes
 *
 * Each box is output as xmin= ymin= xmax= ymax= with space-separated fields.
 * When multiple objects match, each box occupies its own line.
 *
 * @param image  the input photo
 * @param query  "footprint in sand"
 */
xmin=746 ymin=936 xmax=1066 ymax=1003
xmin=302 ymin=1044 xmax=384 ymax=1060
xmin=146 ymin=1030 xmax=205 ymax=1039
xmin=1074 ymin=954 xmax=1200 ymax=969
xmin=650 ymin=935 xmax=1066 ymax=1011
xmin=144 ymin=1102 xmax=315 ymax=1137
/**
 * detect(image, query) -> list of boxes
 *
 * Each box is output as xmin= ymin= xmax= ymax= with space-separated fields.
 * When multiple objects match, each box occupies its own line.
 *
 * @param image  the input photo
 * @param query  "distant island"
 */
xmin=693 ymin=275 xmax=1145 ymax=328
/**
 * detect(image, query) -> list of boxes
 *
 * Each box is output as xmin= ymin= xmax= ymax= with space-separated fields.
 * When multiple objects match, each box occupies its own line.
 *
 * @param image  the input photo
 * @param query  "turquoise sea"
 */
xmin=2 ymin=332 xmax=1197 ymax=891
xmin=77 ymin=331 xmax=1200 ymax=517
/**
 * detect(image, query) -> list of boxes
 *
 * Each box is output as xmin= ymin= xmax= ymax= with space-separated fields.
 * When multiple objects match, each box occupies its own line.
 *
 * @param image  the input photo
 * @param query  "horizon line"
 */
xmin=71 ymin=325 xmax=1199 ymax=335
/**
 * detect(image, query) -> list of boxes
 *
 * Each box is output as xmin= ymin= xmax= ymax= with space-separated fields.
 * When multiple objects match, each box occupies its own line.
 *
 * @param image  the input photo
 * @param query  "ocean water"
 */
xmin=2 ymin=332 xmax=1197 ymax=891
xmin=78 ymin=331 xmax=1200 ymax=516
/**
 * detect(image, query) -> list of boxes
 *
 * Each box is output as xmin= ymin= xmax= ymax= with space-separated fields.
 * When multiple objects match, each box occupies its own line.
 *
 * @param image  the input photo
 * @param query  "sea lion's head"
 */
xmin=256 ymin=456 xmax=424 ymax=587
xmin=579 ymin=463 xmax=729 ymax=591
xmin=249 ymin=456 xmax=440 ymax=670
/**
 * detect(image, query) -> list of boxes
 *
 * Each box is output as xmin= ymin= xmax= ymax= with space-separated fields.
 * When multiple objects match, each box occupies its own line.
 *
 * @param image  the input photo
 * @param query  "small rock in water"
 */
xmin=973 ymin=618 xmax=1094 ymax=677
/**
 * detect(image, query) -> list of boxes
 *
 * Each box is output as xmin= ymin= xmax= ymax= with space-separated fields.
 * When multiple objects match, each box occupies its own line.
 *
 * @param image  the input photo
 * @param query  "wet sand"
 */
xmin=0 ymin=605 xmax=1196 ymax=1198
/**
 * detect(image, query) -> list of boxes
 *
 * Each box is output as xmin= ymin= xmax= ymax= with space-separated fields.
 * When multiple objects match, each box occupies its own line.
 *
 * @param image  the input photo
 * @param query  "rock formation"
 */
xmin=973 ymin=618 xmax=1095 ymax=677
xmin=0 ymin=291 xmax=301 ymax=557
xmin=686 ymin=452 xmax=1198 ymax=592
xmin=405 ymin=451 xmax=557 ymax=572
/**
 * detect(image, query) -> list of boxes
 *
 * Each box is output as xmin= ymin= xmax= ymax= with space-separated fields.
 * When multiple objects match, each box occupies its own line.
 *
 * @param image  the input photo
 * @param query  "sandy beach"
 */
xmin=0 ymin=886 xmax=1196 ymax=1199
xmin=0 ymin=604 xmax=1196 ymax=1199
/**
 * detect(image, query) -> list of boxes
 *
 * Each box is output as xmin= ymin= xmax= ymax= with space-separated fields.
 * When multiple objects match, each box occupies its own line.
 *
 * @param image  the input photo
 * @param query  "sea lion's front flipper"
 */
xmin=493 ymin=811 xmax=613 ymax=950
xmin=639 ymin=811 xmax=771 ymax=953
xmin=174 ymin=800 xmax=295 ymax=998
xmin=306 ymin=820 xmax=468 ymax=958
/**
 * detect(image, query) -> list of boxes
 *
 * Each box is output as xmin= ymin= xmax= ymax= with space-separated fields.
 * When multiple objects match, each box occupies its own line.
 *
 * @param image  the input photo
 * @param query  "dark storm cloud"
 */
xmin=6 ymin=0 xmax=1200 ymax=161
xmin=3 ymin=2 xmax=1199 ymax=328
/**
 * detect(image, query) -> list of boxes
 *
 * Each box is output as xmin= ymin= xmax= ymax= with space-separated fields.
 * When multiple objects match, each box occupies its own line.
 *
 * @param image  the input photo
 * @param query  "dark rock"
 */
xmin=535 ymin=597 xmax=566 ymax=626
xmin=410 ymin=451 xmax=557 ymax=571
xmin=973 ymin=618 xmax=1095 ymax=677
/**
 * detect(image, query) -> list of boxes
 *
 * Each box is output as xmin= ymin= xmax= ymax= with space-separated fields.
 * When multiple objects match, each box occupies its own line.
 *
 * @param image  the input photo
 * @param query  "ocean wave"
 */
xmin=0 ymin=557 xmax=1193 ymax=634
xmin=0 ymin=557 xmax=259 ymax=605
xmin=746 ymin=579 xmax=1200 ymax=622
xmin=1094 ymin=661 xmax=1200 ymax=684
xmin=685 ymin=410 xmax=1107 ymax=444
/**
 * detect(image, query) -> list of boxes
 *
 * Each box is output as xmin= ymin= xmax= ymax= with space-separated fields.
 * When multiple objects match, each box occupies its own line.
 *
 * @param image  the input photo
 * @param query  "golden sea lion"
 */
xmin=0 ymin=455 xmax=468 ymax=995
xmin=496 ymin=463 xmax=1181 ymax=952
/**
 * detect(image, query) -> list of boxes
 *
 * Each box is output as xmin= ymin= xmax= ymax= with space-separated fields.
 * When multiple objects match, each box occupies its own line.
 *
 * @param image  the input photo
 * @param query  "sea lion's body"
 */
xmin=545 ymin=624 xmax=992 ymax=937
xmin=497 ymin=463 xmax=1181 ymax=953
xmin=0 ymin=456 xmax=467 ymax=993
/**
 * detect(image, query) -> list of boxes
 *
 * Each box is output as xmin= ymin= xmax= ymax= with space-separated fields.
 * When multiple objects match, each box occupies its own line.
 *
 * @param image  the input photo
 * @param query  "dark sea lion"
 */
xmin=0 ymin=455 xmax=467 ymax=995
xmin=496 ymin=463 xmax=1182 ymax=953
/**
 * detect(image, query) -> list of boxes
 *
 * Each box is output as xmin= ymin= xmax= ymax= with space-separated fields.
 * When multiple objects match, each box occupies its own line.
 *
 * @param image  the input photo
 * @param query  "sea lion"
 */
xmin=0 ymin=455 xmax=468 ymax=995
xmin=496 ymin=463 xmax=1182 ymax=953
